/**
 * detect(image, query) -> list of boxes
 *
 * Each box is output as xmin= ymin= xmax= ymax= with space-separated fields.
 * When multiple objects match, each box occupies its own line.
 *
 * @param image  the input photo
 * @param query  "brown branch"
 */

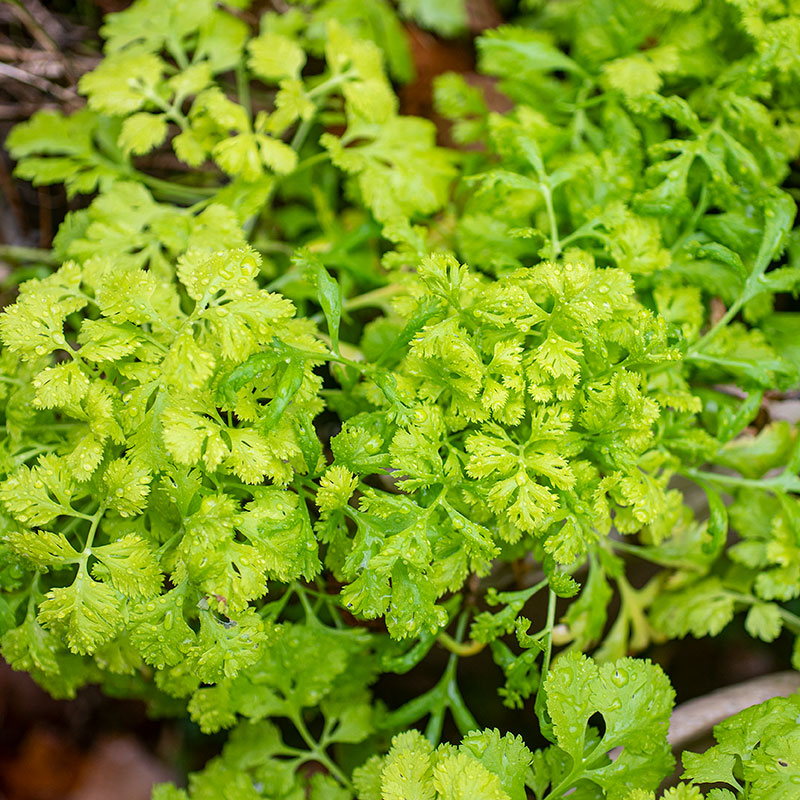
xmin=0 ymin=62 xmax=77 ymax=102
xmin=0 ymin=45 xmax=99 ymax=80
xmin=7 ymin=0 xmax=80 ymax=85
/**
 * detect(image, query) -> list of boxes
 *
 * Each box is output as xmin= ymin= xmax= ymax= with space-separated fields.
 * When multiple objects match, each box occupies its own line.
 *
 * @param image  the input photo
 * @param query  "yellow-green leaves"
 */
xmin=316 ymin=465 xmax=358 ymax=514
xmin=0 ymin=290 xmax=83 ymax=361
xmin=325 ymin=20 xmax=396 ymax=123
xmin=213 ymin=132 xmax=298 ymax=180
xmin=176 ymin=246 xmax=258 ymax=301
xmin=6 ymin=3 xmax=800 ymax=798
xmin=6 ymin=530 xmax=80 ymax=569
xmin=681 ymin=694 xmax=800 ymax=798
xmin=33 ymin=363 xmax=90 ymax=410
xmin=322 ymin=117 xmax=455 ymax=226
xmin=248 ymin=31 xmax=306 ymax=82
xmin=602 ymin=47 xmax=680 ymax=100
xmin=38 ymin=569 xmax=123 ymax=655
xmin=543 ymin=652 xmax=675 ymax=796
xmin=91 ymin=534 xmax=161 ymax=597
xmin=102 ymin=458 xmax=151 ymax=516
xmin=0 ymin=455 xmax=76 ymax=527
xmin=361 ymin=728 xmax=533 ymax=800
xmin=118 ymin=111 xmax=169 ymax=156
xmin=79 ymin=53 xmax=165 ymax=115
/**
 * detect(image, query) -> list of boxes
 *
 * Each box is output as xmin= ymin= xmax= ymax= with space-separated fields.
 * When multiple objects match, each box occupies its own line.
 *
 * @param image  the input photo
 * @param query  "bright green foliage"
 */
xmin=398 ymin=0 xmax=468 ymax=37
xmin=354 ymin=728 xmax=533 ymax=800
xmin=539 ymin=652 xmax=675 ymax=796
xmin=356 ymin=652 xmax=674 ymax=799
xmin=681 ymin=693 xmax=800 ymax=799
xmin=2 ymin=0 xmax=800 ymax=799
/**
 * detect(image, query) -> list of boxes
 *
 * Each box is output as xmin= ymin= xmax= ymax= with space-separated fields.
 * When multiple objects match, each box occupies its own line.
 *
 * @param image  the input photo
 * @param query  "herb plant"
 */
xmin=2 ymin=0 xmax=800 ymax=798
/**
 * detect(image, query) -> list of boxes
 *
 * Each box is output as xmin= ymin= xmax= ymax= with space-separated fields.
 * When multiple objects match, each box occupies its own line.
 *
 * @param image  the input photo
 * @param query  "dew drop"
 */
xmin=611 ymin=667 xmax=628 ymax=687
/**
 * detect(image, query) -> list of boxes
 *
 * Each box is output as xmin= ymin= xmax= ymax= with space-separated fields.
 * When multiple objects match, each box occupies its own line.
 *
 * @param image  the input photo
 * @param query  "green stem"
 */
xmin=290 ymin=712 xmax=354 ymax=792
xmin=289 ymin=70 xmax=356 ymax=154
xmin=570 ymin=82 xmax=592 ymax=150
xmin=293 ymin=151 xmax=330 ymax=174
xmin=728 ymin=591 xmax=800 ymax=634
xmin=138 ymin=173 xmax=218 ymax=203
xmin=777 ymin=607 xmax=800 ymax=634
xmin=689 ymin=296 xmax=745 ymax=355
xmin=540 ymin=588 xmax=557 ymax=685
xmin=236 ymin=61 xmax=252 ymax=122
xmin=437 ymin=631 xmax=485 ymax=656
xmin=262 ymin=583 xmax=296 ymax=621
xmin=290 ymin=116 xmax=314 ymax=152
xmin=0 ymin=245 xmax=58 ymax=264
xmin=307 ymin=70 xmax=355 ymax=101
xmin=541 ymin=767 xmax=583 ymax=800
xmin=142 ymin=87 xmax=190 ymax=131
xmin=343 ymin=284 xmax=403 ymax=312
xmin=166 ymin=36 xmax=189 ymax=71
xmin=541 ymin=184 xmax=561 ymax=260
xmin=559 ymin=224 xmax=612 ymax=251
xmin=296 ymin=584 xmax=317 ymax=622
xmin=671 ymin=183 xmax=709 ymax=254
xmin=684 ymin=467 xmax=799 ymax=494
xmin=82 ymin=504 xmax=107 ymax=557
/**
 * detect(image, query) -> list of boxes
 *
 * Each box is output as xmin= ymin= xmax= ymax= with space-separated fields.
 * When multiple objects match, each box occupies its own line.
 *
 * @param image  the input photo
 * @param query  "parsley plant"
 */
xmin=2 ymin=1 xmax=800 ymax=798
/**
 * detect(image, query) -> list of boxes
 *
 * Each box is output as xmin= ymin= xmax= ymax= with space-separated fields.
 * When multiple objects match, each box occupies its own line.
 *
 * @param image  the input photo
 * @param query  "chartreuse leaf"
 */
xmin=102 ymin=458 xmax=151 ymax=516
xmin=0 ymin=455 xmax=78 ymax=527
xmin=5 ymin=109 xmax=128 ymax=197
xmin=682 ymin=694 xmax=800 ymax=798
xmin=79 ymin=53 xmax=165 ymax=115
xmin=248 ymin=30 xmax=306 ymax=82
xmin=6 ymin=529 xmax=79 ymax=569
xmin=325 ymin=19 xmax=397 ymax=123
xmin=38 ymin=567 xmax=124 ymax=655
xmin=129 ymin=585 xmax=195 ymax=670
xmin=118 ymin=112 xmax=168 ymax=156
xmin=91 ymin=534 xmax=161 ymax=598
xmin=540 ymin=652 xmax=675 ymax=796
xmin=399 ymin=0 xmax=467 ymax=37
xmin=293 ymin=249 xmax=343 ymax=354
xmin=358 ymin=728 xmax=532 ymax=800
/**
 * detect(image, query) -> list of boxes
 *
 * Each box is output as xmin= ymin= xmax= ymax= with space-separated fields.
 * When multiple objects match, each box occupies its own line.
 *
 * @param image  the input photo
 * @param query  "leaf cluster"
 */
xmin=1 ymin=0 xmax=800 ymax=798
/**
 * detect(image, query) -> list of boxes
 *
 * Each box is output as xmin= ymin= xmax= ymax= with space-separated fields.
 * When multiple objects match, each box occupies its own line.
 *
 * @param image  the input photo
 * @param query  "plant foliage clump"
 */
xmin=2 ymin=0 xmax=800 ymax=798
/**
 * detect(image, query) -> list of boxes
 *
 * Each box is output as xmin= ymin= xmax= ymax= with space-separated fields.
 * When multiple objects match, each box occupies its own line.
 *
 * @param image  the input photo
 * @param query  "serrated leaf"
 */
xmin=92 ymin=533 xmax=162 ymax=598
xmin=248 ymin=31 xmax=306 ymax=81
xmin=118 ymin=112 xmax=169 ymax=155
xmin=38 ymin=569 xmax=123 ymax=655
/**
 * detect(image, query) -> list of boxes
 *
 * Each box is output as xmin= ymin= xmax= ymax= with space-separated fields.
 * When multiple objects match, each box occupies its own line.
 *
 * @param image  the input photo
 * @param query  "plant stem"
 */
xmin=540 ymin=588 xmax=557 ymax=684
xmin=82 ymin=504 xmax=107 ymax=556
xmin=437 ymin=631 xmax=485 ymax=656
xmin=684 ymin=467 xmax=800 ymax=494
xmin=289 ymin=70 xmax=355 ymax=154
xmin=236 ymin=61 xmax=252 ymax=122
xmin=290 ymin=116 xmax=314 ymax=152
xmin=541 ymin=184 xmax=561 ymax=260
xmin=290 ymin=712 xmax=354 ymax=792
xmin=0 ymin=245 xmax=58 ymax=264
xmin=689 ymin=296 xmax=745 ymax=355
xmin=139 ymin=173 xmax=218 ymax=203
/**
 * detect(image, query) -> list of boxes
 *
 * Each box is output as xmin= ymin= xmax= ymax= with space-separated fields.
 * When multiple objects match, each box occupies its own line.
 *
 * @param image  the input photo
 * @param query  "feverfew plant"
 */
xmin=1 ymin=0 xmax=800 ymax=798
